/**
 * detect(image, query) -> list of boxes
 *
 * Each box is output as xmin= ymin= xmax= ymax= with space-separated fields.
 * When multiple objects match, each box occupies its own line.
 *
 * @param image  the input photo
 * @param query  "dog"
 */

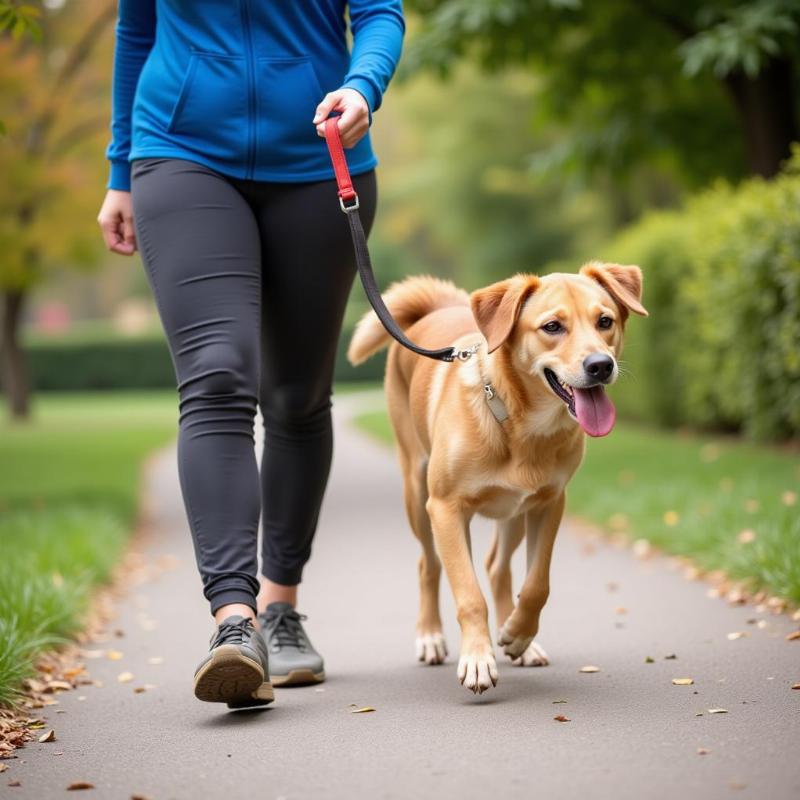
xmin=347 ymin=262 xmax=647 ymax=694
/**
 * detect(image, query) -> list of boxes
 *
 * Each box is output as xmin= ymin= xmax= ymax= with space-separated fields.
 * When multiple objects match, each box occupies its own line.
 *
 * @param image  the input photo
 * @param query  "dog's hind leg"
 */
xmin=497 ymin=493 xmax=564 ymax=663
xmin=399 ymin=451 xmax=448 ymax=665
xmin=485 ymin=515 xmax=525 ymax=635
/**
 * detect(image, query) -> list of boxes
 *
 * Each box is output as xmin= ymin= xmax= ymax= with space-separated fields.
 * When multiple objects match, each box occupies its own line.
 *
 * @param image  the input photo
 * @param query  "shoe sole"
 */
xmin=193 ymin=644 xmax=274 ymax=707
xmin=271 ymin=668 xmax=326 ymax=687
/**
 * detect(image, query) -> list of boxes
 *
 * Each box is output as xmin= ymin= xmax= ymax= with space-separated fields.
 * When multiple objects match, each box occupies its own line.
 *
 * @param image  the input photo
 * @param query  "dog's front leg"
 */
xmin=426 ymin=496 xmax=498 ymax=694
xmin=497 ymin=492 xmax=565 ymax=660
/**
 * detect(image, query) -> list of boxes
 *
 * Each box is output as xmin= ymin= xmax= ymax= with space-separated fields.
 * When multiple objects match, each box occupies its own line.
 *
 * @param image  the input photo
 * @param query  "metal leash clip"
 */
xmin=455 ymin=342 xmax=482 ymax=362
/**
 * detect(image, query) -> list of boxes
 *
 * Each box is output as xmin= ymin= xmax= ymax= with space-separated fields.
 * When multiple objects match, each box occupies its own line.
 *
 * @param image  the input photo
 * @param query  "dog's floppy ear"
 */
xmin=579 ymin=261 xmax=648 ymax=319
xmin=470 ymin=274 xmax=540 ymax=353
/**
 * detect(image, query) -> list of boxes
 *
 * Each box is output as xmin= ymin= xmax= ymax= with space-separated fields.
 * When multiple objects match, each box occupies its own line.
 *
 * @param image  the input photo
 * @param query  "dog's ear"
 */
xmin=470 ymin=274 xmax=540 ymax=353
xmin=580 ymin=261 xmax=648 ymax=319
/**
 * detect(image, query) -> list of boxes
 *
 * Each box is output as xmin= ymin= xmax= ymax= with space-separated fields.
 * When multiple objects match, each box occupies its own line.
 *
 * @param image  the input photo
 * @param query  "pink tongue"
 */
xmin=573 ymin=386 xmax=616 ymax=437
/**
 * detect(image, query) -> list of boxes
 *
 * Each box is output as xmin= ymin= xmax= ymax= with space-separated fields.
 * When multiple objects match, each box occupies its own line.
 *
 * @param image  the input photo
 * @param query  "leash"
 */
xmin=324 ymin=117 xmax=478 ymax=364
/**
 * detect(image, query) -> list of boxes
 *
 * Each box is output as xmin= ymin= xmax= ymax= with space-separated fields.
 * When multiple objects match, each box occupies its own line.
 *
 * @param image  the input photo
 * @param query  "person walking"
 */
xmin=97 ymin=0 xmax=404 ymax=708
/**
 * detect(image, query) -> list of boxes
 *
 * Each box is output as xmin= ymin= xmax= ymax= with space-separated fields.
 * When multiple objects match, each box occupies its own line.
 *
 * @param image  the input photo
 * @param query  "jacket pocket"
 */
xmin=166 ymin=51 xmax=249 ymax=164
xmin=255 ymin=56 xmax=326 ymax=173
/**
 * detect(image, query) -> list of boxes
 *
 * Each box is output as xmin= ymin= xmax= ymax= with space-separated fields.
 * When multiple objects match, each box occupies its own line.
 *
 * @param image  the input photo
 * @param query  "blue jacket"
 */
xmin=106 ymin=0 xmax=405 ymax=191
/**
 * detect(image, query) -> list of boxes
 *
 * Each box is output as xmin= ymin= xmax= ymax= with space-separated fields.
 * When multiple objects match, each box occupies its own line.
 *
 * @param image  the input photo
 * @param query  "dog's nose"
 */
xmin=583 ymin=353 xmax=615 ymax=383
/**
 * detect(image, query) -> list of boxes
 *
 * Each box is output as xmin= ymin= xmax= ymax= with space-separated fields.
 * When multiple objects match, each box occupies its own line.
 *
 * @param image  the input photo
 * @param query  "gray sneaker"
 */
xmin=193 ymin=614 xmax=274 ymax=708
xmin=257 ymin=602 xmax=325 ymax=686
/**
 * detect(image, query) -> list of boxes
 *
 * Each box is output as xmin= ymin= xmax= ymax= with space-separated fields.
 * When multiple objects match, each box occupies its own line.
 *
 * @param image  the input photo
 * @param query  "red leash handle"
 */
xmin=324 ymin=117 xmax=359 ymax=210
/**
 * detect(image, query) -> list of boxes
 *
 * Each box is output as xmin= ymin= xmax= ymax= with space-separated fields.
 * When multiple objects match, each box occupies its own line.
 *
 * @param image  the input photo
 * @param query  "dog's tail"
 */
xmin=346 ymin=274 xmax=470 ymax=365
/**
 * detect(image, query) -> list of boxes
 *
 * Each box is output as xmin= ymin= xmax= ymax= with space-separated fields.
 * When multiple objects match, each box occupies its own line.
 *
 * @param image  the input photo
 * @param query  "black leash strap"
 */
xmin=325 ymin=117 xmax=460 ymax=363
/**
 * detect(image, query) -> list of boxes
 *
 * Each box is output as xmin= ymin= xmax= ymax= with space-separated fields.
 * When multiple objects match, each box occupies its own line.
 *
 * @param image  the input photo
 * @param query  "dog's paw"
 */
xmin=457 ymin=646 xmax=498 ymax=694
xmin=511 ymin=639 xmax=549 ymax=667
xmin=415 ymin=632 xmax=448 ymax=665
xmin=498 ymin=624 xmax=534 ymax=660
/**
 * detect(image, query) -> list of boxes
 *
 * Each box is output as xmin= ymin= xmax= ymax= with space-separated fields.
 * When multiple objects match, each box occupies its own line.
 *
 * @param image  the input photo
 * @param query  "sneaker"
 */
xmin=257 ymin=602 xmax=325 ymax=686
xmin=193 ymin=614 xmax=274 ymax=708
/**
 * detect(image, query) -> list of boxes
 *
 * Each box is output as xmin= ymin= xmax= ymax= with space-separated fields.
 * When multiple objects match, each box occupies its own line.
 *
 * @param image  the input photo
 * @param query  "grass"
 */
xmin=0 ymin=390 xmax=177 ymax=706
xmin=352 ymin=407 xmax=800 ymax=605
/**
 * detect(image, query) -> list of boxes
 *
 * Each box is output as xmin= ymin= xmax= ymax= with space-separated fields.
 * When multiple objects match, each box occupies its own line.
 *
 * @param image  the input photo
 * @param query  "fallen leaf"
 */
xmin=697 ymin=747 xmax=710 ymax=755
xmin=606 ymin=582 xmax=619 ymax=593
xmin=38 ymin=730 xmax=56 ymax=743
xmin=664 ymin=654 xmax=678 ymax=660
xmin=349 ymin=707 xmax=375 ymax=714
xmin=117 ymin=672 xmax=134 ymax=684
xmin=7 ymin=779 xmax=21 ymax=787
xmin=632 ymin=539 xmax=653 ymax=558
xmin=727 ymin=632 xmax=749 ymax=640
xmin=0 ymin=764 xmax=7 ymax=773
xmin=645 ymin=656 xmax=655 ymax=663
xmin=106 ymin=650 xmax=124 ymax=661
xmin=553 ymin=715 xmax=570 ymax=722
xmin=130 ymin=795 xmax=152 ymax=800
xmin=53 ymin=752 xmax=64 ymax=756
xmin=707 ymin=708 xmax=728 ymax=714
xmin=672 ymin=678 xmax=694 ymax=686
xmin=579 ymin=666 xmax=600 ymax=673
xmin=81 ymin=650 xmax=104 ymax=660
xmin=552 ymin=699 xmax=568 ymax=704
xmin=614 ymin=607 xmax=627 ymax=615
xmin=791 ymin=684 xmax=800 ymax=690
xmin=66 ymin=782 xmax=95 ymax=791
xmin=786 ymin=631 xmax=800 ymax=642
xmin=133 ymin=687 xmax=147 ymax=694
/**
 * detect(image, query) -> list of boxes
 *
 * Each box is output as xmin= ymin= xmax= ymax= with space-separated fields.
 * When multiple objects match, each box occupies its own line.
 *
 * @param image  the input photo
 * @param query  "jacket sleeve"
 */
xmin=341 ymin=0 xmax=405 ymax=123
xmin=105 ymin=0 xmax=157 ymax=192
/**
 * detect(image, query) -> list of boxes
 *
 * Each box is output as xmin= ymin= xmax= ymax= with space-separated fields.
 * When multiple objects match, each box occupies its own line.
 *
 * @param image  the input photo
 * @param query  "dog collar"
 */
xmin=460 ymin=340 xmax=509 ymax=424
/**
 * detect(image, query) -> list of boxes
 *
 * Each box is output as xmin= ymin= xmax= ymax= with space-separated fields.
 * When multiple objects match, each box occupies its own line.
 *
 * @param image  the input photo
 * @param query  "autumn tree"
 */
xmin=0 ymin=0 xmax=115 ymax=419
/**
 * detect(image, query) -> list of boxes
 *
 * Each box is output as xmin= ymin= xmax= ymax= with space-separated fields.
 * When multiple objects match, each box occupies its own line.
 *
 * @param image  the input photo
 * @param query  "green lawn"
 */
xmin=0 ymin=390 xmax=178 ymax=706
xmin=352 ymin=407 xmax=800 ymax=605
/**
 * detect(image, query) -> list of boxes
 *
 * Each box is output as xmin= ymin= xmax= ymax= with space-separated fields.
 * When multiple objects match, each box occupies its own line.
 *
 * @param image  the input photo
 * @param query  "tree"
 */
xmin=402 ymin=0 xmax=799 ymax=182
xmin=0 ymin=0 xmax=115 ymax=419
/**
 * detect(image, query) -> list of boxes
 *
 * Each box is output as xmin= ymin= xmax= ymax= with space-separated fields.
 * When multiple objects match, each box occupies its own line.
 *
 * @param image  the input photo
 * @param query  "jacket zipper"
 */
xmin=240 ymin=0 xmax=256 ymax=180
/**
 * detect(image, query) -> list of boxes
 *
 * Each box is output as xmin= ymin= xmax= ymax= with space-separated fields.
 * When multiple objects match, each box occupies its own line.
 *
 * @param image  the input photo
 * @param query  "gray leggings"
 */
xmin=130 ymin=157 xmax=377 ymax=615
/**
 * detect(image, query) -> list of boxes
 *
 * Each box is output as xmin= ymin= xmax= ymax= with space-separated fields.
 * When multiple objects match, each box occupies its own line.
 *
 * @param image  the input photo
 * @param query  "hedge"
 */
xmin=604 ymin=150 xmax=800 ymax=441
xmin=22 ymin=316 xmax=386 ymax=392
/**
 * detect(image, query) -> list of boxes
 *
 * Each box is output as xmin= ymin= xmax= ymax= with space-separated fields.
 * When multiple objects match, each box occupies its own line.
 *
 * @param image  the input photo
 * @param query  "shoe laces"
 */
xmin=262 ymin=608 xmax=308 ymax=651
xmin=211 ymin=617 xmax=254 ymax=648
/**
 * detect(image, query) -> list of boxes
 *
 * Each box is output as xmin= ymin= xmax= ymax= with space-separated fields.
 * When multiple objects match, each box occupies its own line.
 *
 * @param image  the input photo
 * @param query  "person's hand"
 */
xmin=97 ymin=189 xmax=137 ymax=256
xmin=313 ymin=87 xmax=370 ymax=149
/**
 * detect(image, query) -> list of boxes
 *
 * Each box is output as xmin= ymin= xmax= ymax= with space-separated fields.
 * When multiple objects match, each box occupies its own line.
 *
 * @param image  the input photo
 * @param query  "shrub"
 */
xmin=604 ymin=150 xmax=800 ymax=440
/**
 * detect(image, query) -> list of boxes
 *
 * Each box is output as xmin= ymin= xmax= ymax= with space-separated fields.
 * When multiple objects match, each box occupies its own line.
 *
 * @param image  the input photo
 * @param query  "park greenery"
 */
xmin=0 ymin=390 xmax=176 ymax=705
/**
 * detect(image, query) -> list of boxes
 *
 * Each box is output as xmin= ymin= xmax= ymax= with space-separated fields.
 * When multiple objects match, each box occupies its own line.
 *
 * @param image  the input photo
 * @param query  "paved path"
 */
xmin=8 ymin=391 xmax=800 ymax=800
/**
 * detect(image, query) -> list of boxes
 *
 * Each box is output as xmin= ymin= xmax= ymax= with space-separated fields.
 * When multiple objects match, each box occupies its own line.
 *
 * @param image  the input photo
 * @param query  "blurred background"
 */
xmin=0 ymin=0 xmax=798 ymax=705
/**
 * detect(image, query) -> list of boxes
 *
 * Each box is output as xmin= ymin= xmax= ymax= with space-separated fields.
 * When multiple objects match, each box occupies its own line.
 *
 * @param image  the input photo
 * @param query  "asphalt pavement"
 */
xmin=6 ymin=390 xmax=800 ymax=800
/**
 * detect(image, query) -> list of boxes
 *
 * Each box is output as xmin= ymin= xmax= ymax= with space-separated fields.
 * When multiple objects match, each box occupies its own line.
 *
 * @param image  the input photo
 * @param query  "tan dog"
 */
xmin=347 ymin=262 xmax=648 ymax=694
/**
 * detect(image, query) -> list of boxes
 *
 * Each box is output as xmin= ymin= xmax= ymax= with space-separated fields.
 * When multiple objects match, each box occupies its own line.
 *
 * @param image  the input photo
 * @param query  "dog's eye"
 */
xmin=598 ymin=316 xmax=614 ymax=330
xmin=542 ymin=320 xmax=563 ymax=334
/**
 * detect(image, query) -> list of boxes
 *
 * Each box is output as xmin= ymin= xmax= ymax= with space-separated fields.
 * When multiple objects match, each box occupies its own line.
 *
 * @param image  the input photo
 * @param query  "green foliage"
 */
xmin=0 ymin=1 xmax=42 ymax=41
xmin=680 ymin=0 xmax=799 ymax=78
xmin=606 ymin=148 xmax=800 ymax=440
xmin=0 ymin=389 xmax=176 ymax=706
xmin=353 ymin=410 xmax=800 ymax=604
xmin=402 ymin=0 xmax=800 ymax=183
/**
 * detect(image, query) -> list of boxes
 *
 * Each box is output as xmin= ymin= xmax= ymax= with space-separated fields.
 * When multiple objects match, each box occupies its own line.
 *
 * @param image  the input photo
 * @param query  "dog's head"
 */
xmin=469 ymin=261 xmax=648 ymax=437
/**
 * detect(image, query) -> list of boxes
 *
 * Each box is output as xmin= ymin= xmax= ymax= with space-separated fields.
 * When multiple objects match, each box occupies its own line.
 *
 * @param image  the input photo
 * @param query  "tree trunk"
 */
xmin=1 ymin=288 xmax=31 ymax=420
xmin=725 ymin=57 xmax=798 ymax=179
